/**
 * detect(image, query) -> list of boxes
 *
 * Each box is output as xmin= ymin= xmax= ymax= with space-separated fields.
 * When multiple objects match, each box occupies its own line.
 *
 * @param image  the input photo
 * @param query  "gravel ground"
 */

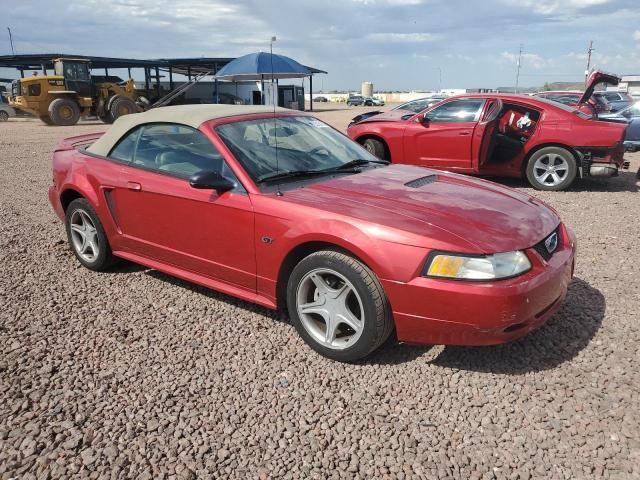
xmin=1 ymin=114 xmax=639 ymax=480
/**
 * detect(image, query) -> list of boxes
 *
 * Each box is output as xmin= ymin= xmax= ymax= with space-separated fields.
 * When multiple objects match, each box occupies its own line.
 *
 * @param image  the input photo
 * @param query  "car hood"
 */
xmin=351 ymin=109 xmax=412 ymax=125
xmin=579 ymin=70 xmax=621 ymax=105
xmin=283 ymin=165 xmax=559 ymax=253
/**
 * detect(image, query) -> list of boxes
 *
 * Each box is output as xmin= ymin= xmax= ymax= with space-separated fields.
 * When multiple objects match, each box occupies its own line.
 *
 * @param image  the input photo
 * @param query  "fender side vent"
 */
xmin=405 ymin=175 xmax=437 ymax=188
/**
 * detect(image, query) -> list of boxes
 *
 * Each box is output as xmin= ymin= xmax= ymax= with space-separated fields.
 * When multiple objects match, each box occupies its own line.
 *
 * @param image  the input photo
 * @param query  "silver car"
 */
xmin=0 ymin=97 xmax=16 ymax=122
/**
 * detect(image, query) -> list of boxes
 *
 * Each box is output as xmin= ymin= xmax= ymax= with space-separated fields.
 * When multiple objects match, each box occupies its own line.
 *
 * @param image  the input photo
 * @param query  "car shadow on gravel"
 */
xmin=490 ymin=171 xmax=639 ymax=193
xmin=362 ymin=278 xmax=605 ymax=372
xmin=427 ymin=277 xmax=605 ymax=374
xmin=144 ymin=270 xmax=283 ymax=321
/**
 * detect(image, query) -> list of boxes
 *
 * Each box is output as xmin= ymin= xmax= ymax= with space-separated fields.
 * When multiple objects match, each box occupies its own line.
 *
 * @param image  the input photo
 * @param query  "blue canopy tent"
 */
xmin=214 ymin=52 xmax=325 ymax=111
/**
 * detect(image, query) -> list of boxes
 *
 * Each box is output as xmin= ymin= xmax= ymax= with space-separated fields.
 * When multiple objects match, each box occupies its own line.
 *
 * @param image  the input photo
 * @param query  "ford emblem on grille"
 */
xmin=544 ymin=232 xmax=558 ymax=254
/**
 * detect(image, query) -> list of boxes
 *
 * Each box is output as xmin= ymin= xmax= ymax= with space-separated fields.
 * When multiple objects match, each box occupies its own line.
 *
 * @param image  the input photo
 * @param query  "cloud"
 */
xmin=501 ymin=52 xmax=548 ymax=69
xmin=501 ymin=0 xmax=611 ymax=15
xmin=365 ymin=32 xmax=438 ymax=43
xmin=2 ymin=0 xmax=639 ymax=91
xmin=352 ymin=0 xmax=425 ymax=4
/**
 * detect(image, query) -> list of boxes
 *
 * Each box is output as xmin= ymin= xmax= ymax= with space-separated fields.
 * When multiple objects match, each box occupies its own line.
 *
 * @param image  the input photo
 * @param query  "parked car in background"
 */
xmin=593 ymin=91 xmax=634 ymax=113
xmin=534 ymin=91 xmax=609 ymax=115
xmin=0 ymin=96 xmax=16 ymax=121
xmin=393 ymin=96 xmax=447 ymax=113
xmin=532 ymin=72 xmax=620 ymax=116
xmin=600 ymin=102 xmax=640 ymax=151
xmin=348 ymin=96 xmax=446 ymax=126
xmin=348 ymin=91 xmax=628 ymax=191
xmin=366 ymin=96 xmax=385 ymax=106
xmin=347 ymin=95 xmax=366 ymax=106
xmin=48 ymin=104 xmax=576 ymax=361
xmin=347 ymin=95 xmax=381 ymax=106
xmin=313 ymin=96 xmax=328 ymax=102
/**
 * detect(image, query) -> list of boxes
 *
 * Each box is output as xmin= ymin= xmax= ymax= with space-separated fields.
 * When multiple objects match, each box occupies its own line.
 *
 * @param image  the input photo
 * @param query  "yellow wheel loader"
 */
xmin=8 ymin=58 xmax=143 ymax=126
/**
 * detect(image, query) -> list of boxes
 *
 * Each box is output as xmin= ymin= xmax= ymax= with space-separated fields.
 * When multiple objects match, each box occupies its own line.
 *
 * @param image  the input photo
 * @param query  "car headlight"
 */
xmin=424 ymin=251 xmax=531 ymax=280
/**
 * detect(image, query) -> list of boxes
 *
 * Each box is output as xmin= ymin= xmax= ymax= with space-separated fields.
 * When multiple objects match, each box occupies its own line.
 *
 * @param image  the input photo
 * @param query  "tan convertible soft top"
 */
xmin=87 ymin=104 xmax=290 ymax=157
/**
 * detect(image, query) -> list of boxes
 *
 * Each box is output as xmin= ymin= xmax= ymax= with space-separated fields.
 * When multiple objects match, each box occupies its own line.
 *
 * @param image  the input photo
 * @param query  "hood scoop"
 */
xmin=405 ymin=175 xmax=438 ymax=188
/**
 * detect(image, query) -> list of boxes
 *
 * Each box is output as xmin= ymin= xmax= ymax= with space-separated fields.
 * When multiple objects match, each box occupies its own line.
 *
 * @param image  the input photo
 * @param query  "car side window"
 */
xmin=426 ymin=99 xmax=484 ymax=122
xmin=109 ymin=123 xmax=243 ymax=190
xmin=109 ymin=126 xmax=142 ymax=163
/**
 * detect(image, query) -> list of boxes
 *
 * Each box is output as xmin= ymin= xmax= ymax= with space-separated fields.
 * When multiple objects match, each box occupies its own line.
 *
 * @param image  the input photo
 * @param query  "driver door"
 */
xmin=105 ymin=123 xmax=256 ymax=290
xmin=402 ymin=98 xmax=485 ymax=169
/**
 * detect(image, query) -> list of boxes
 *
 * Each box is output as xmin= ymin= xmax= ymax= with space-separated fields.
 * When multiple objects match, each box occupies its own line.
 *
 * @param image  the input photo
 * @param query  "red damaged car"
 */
xmin=49 ymin=105 xmax=576 ymax=361
xmin=348 ymin=71 xmax=627 ymax=191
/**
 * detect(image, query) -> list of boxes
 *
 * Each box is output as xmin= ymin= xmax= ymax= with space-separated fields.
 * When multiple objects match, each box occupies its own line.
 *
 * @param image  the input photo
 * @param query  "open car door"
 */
xmin=472 ymin=99 xmax=502 ymax=169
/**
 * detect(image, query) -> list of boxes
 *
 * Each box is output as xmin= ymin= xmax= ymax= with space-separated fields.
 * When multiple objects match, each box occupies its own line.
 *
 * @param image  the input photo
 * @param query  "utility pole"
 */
xmin=515 ymin=44 xmax=523 ymax=94
xmin=7 ymin=27 xmax=15 ymax=55
xmin=585 ymin=40 xmax=594 ymax=85
xmin=438 ymin=67 xmax=442 ymax=92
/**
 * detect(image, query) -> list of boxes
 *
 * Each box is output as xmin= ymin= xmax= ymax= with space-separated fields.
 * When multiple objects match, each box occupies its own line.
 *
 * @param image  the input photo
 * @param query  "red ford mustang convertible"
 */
xmin=347 ymin=72 xmax=627 ymax=191
xmin=49 ymin=105 xmax=576 ymax=361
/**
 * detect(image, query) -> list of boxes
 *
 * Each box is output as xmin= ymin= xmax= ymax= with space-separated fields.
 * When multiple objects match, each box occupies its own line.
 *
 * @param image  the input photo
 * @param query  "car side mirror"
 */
xmin=189 ymin=170 xmax=235 ymax=193
xmin=418 ymin=114 xmax=430 ymax=126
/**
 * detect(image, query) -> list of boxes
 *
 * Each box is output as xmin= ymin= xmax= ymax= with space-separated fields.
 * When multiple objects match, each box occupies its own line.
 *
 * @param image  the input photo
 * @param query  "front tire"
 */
xmin=109 ymin=96 xmax=137 ymax=122
xmin=525 ymin=146 xmax=577 ymax=191
xmin=48 ymin=98 xmax=80 ymax=126
xmin=0 ymin=111 xmax=9 ymax=122
xmin=362 ymin=138 xmax=388 ymax=160
xmin=286 ymin=250 xmax=393 ymax=362
xmin=65 ymin=198 xmax=116 ymax=271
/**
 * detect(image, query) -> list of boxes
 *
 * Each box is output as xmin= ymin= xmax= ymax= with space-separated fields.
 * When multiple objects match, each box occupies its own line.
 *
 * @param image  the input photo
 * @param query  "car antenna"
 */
xmin=270 ymin=36 xmax=283 ymax=197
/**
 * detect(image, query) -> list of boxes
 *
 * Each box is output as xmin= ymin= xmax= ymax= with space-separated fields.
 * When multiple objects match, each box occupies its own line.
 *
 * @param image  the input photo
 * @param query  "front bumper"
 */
xmin=383 ymin=225 xmax=577 ymax=346
xmin=48 ymin=185 xmax=65 ymax=221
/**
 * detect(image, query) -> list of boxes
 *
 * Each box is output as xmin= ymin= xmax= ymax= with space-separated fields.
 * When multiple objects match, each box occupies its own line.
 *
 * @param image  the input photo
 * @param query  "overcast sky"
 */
xmin=2 ymin=0 xmax=640 ymax=91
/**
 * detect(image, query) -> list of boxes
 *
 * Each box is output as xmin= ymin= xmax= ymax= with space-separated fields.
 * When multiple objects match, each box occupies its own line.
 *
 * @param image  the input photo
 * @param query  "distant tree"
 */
xmin=542 ymin=82 xmax=552 ymax=91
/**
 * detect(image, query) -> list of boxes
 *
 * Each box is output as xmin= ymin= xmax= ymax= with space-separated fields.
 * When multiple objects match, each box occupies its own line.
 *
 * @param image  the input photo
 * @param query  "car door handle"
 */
xmin=459 ymin=131 xmax=471 ymax=135
xmin=126 ymin=181 xmax=142 ymax=191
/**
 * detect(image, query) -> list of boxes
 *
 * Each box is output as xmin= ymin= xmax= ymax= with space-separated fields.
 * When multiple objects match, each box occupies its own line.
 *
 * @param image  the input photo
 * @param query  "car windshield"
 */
xmin=215 ymin=115 xmax=382 ymax=183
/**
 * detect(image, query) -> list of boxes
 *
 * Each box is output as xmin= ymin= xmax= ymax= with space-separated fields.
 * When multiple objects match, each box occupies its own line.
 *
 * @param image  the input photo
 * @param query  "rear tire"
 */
xmin=0 ymin=111 xmax=8 ymax=122
xmin=109 ymin=96 xmax=137 ymax=122
xmin=362 ymin=138 xmax=388 ymax=160
xmin=525 ymin=146 xmax=577 ymax=191
xmin=48 ymin=98 xmax=80 ymax=126
xmin=286 ymin=250 xmax=393 ymax=362
xmin=65 ymin=198 xmax=117 ymax=271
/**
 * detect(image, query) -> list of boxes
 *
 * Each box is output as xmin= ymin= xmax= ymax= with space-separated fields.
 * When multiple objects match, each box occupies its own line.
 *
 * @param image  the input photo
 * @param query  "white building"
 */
xmin=609 ymin=75 xmax=640 ymax=99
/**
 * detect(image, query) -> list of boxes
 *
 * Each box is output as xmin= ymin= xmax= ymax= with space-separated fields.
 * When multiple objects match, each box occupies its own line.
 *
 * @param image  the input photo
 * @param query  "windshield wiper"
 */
xmin=323 ymin=158 xmax=390 ymax=172
xmin=257 ymin=159 xmax=389 ymax=184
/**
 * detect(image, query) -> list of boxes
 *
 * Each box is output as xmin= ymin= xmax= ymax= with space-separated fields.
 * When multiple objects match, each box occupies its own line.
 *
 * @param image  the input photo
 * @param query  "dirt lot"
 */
xmin=1 ymin=110 xmax=639 ymax=479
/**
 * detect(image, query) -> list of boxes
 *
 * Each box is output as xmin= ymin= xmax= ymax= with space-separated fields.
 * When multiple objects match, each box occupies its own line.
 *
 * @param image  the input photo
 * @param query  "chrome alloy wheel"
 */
xmin=69 ymin=209 xmax=100 ymax=262
xmin=533 ymin=154 xmax=569 ymax=187
xmin=296 ymin=268 xmax=365 ymax=350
